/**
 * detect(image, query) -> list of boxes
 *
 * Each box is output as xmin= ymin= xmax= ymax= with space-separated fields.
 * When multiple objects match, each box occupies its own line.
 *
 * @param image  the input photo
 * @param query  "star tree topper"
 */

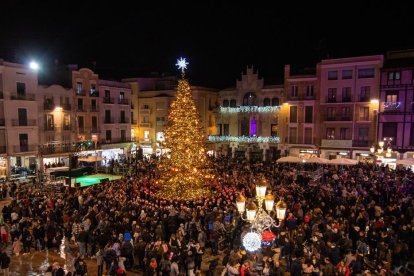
xmin=176 ymin=57 xmax=189 ymax=74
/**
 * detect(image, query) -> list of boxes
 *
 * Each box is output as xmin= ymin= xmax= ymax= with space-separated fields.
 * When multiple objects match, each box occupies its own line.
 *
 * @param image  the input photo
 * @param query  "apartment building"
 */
xmin=318 ymin=55 xmax=383 ymax=160
xmin=0 ymin=60 xmax=39 ymax=178
xmin=213 ymin=66 xmax=283 ymax=161
xmin=283 ymin=65 xmax=319 ymax=158
xmin=379 ymin=50 xmax=414 ymax=159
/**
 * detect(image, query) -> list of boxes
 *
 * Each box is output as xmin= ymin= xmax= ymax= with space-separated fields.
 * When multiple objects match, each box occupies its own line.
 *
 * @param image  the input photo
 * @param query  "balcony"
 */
xmin=0 ymin=91 xmax=3 ymax=99
xmin=131 ymin=119 xmax=137 ymax=124
xmin=76 ymin=105 xmax=86 ymax=112
xmin=39 ymin=143 xmax=74 ymax=155
xmin=76 ymin=89 xmax=86 ymax=96
xmin=342 ymin=97 xmax=352 ymax=103
xmin=13 ymin=145 xmax=37 ymax=153
xmin=359 ymin=96 xmax=370 ymax=102
xmin=118 ymin=98 xmax=129 ymax=105
xmin=383 ymin=102 xmax=401 ymax=112
xmin=90 ymin=105 xmax=99 ymax=112
xmin=321 ymin=139 xmax=352 ymax=148
xmin=91 ymin=127 xmax=100 ymax=133
xmin=103 ymin=97 xmax=114 ymax=104
xmin=104 ymin=118 xmax=115 ymax=124
xmin=12 ymin=119 xmax=37 ymax=126
xmin=353 ymin=140 xmax=370 ymax=147
xmin=119 ymin=118 xmax=129 ymax=124
xmin=10 ymin=93 xmax=36 ymax=101
xmin=44 ymin=125 xmax=55 ymax=131
xmin=89 ymin=89 xmax=99 ymax=97
xmin=139 ymin=108 xmax=151 ymax=114
xmin=326 ymin=97 xmax=337 ymax=103
xmin=63 ymin=124 xmax=72 ymax=131
xmin=78 ymin=127 xmax=85 ymax=133
xmin=0 ymin=146 xmax=5 ymax=154
xmin=139 ymin=122 xmax=151 ymax=128
xmin=0 ymin=118 xmax=4 ymax=126
xmin=62 ymin=103 xmax=71 ymax=111
xmin=43 ymin=102 xmax=55 ymax=111
xmin=100 ymin=137 xmax=133 ymax=144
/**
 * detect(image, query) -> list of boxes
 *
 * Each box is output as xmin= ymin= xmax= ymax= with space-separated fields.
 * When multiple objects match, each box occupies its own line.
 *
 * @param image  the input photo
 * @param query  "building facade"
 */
xmin=317 ymin=55 xmax=383 ymax=161
xmin=212 ymin=66 xmax=283 ymax=161
xmin=283 ymin=65 xmax=319 ymax=158
xmin=378 ymin=50 xmax=414 ymax=160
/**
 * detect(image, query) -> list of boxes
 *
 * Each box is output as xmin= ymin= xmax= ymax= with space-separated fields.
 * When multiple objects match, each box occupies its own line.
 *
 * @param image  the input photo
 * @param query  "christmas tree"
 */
xmin=156 ymin=58 xmax=212 ymax=200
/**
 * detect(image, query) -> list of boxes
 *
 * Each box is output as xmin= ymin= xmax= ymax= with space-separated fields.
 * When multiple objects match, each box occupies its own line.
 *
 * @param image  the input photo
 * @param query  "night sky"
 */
xmin=1 ymin=1 xmax=413 ymax=88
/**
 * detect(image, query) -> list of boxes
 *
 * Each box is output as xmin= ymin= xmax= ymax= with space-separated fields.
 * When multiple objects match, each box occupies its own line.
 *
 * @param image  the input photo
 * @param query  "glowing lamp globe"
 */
xmin=236 ymin=194 xmax=246 ymax=213
xmin=379 ymin=141 xmax=384 ymax=148
xmin=243 ymin=232 xmax=262 ymax=252
xmin=246 ymin=202 xmax=257 ymax=222
xmin=377 ymin=148 xmax=383 ymax=154
xmin=255 ymin=178 xmax=267 ymax=197
xmin=275 ymin=199 xmax=287 ymax=220
xmin=370 ymin=147 xmax=375 ymax=153
xmin=264 ymin=193 xmax=275 ymax=211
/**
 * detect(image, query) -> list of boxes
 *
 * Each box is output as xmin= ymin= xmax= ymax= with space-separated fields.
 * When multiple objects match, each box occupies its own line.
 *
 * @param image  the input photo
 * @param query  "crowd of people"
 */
xmin=0 ymin=155 xmax=414 ymax=275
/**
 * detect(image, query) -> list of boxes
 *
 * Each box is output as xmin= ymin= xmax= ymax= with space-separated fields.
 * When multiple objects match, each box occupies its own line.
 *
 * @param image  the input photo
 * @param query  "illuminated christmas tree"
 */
xmin=156 ymin=58 xmax=212 ymax=200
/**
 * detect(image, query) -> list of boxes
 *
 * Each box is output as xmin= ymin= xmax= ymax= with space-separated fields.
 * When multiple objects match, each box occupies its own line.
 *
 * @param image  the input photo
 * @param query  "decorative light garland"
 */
xmin=243 ymin=232 xmax=262 ymax=252
xmin=384 ymin=101 xmax=401 ymax=110
xmin=220 ymin=106 xmax=280 ymax=113
xmin=208 ymin=135 xmax=280 ymax=143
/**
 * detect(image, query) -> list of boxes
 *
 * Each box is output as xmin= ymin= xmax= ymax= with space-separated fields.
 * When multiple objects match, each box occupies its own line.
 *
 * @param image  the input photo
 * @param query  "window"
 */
xmin=326 ymin=128 xmax=335 ymax=139
xmin=341 ymin=107 xmax=351 ymax=120
xmin=105 ymin=110 xmax=111 ymax=123
xmin=106 ymin=130 xmax=112 ymax=141
xmin=340 ymin=128 xmax=349 ymax=140
xmin=18 ymin=108 xmax=27 ymax=126
xmin=359 ymin=107 xmax=369 ymax=121
xmin=230 ymin=99 xmax=237 ymax=107
xmin=342 ymin=87 xmax=352 ymax=102
xmin=388 ymin=71 xmax=401 ymax=80
xmin=360 ymin=86 xmax=370 ymax=101
xmin=328 ymin=71 xmax=338 ymax=80
xmin=45 ymin=114 xmax=54 ymax=129
xmin=77 ymin=98 xmax=83 ymax=111
xmin=222 ymin=100 xmax=229 ymax=107
xmin=342 ymin=69 xmax=353 ymax=79
xmin=271 ymin=124 xmax=278 ymax=137
xmin=63 ymin=114 xmax=70 ymax=130
xmin=305 ymin=106 xmax=313 ymax=123
xmin=223 ymin=124 xmax=229 ymax=136
xmin=382 ymin=122 xmax=397 ymax=143
xmin=328 ymin=88 xmax=337 ymax=102
xmin=17 ymin=82 xmax=26 ymax=95
xmin=290 ymin=106 xmax=297 ymax=123
xmin=304 ymin=128 xmax=312 ymax=144
xmin=78 ymin=116 xmax=84 ymax=130
xmin=272 ymin=98 xmax=280 ymax=106
xmin=289 ymin=127 xmax=297 ymax=143
xmin=156 ymin=102 xmax=166 ymax=110
xmin=243 ymin=92 xmax=257 ymax=106
xmin=156 ymin=117 xmax=165 ymax=126
xmin=76 ymin=82 xmax=83 ymax=93
xmin=143 ymin=116 xmax=149 ymax=123
xmin=263 ymin=98 xmax=271 ymax=106
xmin=385 ymin=91 xmax=398 ymax=102
xmin=358 ymin=128 xmax=369 ymax=141
xmin=90 ymin=84 xmax=98 ymax=96
xmin=120 ymin=110 xmax=126 ymax=122
xmin=121 ymin=130 xmax=126 ymax=142
xmin=143 ymin=104 xmax=149 ymax=109
xmin=306 ymin=85 xmax=314 ymax=97
xmin=291 ymin=86 xmax=298 ymax=97
xmin=19 ymin=133 xmax=28 ymax=152
xmin=119 ymin=91 xmax=125 ymax=99
xmin=92 ymin=116 xmax=97 ymax=128
xmin=104 ymin=90 xmax=110 ymax=98
xmin=327 ymin=107 xmax=336 ymax=119
xmin=358 ymin=68 xmax=375 ymax=78
xmin=410 ymin=123 xmax=414 ymax=145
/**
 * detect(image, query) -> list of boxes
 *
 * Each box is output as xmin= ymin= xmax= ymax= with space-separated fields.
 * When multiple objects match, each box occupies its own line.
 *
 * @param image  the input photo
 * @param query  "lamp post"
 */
xmin=370 ymin=137 xmax=394 ymax=159
xmin=92 ymin=135 xmax=98 ymax=173
xmin=236 ymin=177 xmax=287 ymax=252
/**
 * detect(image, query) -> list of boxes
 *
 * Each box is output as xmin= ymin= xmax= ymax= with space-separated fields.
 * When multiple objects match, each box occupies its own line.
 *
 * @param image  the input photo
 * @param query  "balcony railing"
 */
xmin=77 ymin=106 xmax=86 ymax=112
xmin=12 ymin=119 xmax=37 ymax=126
xmin=131 ymin=103 xmax=135 ymax=109
xmin=353 ymin=140 xmax=370 ymax=147
xmin=90 ymin=106 xmax=99 ymax=112
xmin=325 ymin=116 xmax=351 ymax=121
xmin=139 ymin=122 xmax=151 ymax=127
xmin=91 ymin=127 xmax=100 ymax=133
xmin=43 ymin=102 xmax=55 ymax=110
xmin=326 ymin=96 xmax=337 ymax=103
xmin=13 ymin=145 xmax=37 ymax=153
xmin=0 ymin=91 xmax=3 ymax=99
xmin=383 ymin=102 xmax=401 ymax=112
xmin=10 ymin=93 xmax=36 ymax=101
xmin=119 ymin=118 xmax=129 ymax=124
xmin=342 ymin=97 xmax=352 ymax=102
xmin=89 ymin=89 xmax=99 ymax=97
xmin=0 ymin=146 xmax=5 ymax=154
xmin=139 ymin=108 xmax=151 ymax=114
xmin=118 ymin=98 xmax=129 ymax=105
xmin=76 ymin=89 xmax=86 ymax=96
xmin=44 ymin=125 xmax=55 ymax=131
xmin=131 ymin=119 xmax=137 ymax=124
xmin=104 ymin=118 xmax=115 ymax=124
xmin=100 ymin=137 xmax=133 ymax=144
xmin=103 ymin=97 xmax=114 ymax=104
xmin=39 ymin=143 xmax=75 ymax=155
xmin=359 ymin=96 xmax=370 ymax=102
xmin=63 ymin=124 xmax=72 ymax=131
xmin=62 ymin=103 xmax=72 ymax=111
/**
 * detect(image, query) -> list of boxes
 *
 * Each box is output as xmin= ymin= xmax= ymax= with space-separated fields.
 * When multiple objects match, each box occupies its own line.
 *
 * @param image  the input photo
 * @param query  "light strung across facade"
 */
xmin=236 ymin=177 xmax=287 ymax=252
xmin=208 ymin=135 xmax=280 ymax=143
xmin=220 ymin=105 xmax=280 ymax=113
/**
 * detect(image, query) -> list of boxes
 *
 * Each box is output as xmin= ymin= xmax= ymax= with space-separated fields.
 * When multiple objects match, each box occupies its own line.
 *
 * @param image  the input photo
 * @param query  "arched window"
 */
xmin=272 ymin=97 xmax=280 ymax=106
xmin=230 ymin=99 xmax=237 ymax=107
xmin=223 ymin=99 xmax=229 ymax=107
xmin=243 ymin=92 xmax=257 ymax=106
xmin=263 ymin=98 xmax=271 ymax=106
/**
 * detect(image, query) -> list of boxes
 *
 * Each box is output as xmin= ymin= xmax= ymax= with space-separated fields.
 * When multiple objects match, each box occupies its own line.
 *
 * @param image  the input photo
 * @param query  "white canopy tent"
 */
xmin=78 ymin=156 xmax=104 ymax=163
xmin=276 ymin=156 xmax=304 ymax=163
xmin=396 ymin=158 xmax=414 ymax=166
xmin=304 ymin=156 xmax=330 ymax=164
xmin=328 ymin=158 xmax=358 ymax=166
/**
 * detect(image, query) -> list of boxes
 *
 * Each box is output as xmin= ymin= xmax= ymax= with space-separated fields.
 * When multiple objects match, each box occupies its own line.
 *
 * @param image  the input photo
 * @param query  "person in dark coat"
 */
xmin=290 ymin=254 xmax=302 ymax=276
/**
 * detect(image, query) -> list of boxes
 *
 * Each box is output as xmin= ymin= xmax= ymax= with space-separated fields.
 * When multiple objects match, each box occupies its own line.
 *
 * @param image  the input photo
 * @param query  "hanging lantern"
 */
xmin=236 ymin=194 xmax=246 ymax=213
xmin=275 ymin=198 xmax=287 ymax=220
xmin=265 ymin=193 xmax=275 ymax=211
xmin=255 ymin=178 xmax=267 ymax=198
xmin=246 ymin=202 xmax=257 ymax=222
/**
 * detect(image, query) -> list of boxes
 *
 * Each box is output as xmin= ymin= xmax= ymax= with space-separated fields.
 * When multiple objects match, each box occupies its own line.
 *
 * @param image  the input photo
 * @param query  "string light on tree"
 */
xmin=155 ymin=58 xmax=213 ymax=200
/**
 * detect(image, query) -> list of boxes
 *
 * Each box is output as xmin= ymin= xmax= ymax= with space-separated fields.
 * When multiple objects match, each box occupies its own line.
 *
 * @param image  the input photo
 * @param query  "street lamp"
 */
xmin=236 ymin=177 xmax=287 ymax=252
xmin=370 ymin=137 xmax=394 ymax=158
